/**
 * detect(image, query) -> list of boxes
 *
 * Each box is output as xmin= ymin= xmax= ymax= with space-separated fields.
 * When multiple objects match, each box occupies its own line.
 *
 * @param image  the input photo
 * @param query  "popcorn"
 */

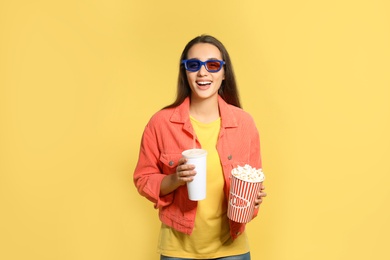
xmin=228 ymin=164 xmax=265 ymax=223
xmin=231 ymin=164 xmax=265 ymax=182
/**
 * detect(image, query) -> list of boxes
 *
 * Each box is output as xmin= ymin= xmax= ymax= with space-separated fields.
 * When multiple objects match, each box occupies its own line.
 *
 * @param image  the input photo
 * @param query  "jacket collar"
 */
xmin=170 ymin=95 xmax=239 ymax=128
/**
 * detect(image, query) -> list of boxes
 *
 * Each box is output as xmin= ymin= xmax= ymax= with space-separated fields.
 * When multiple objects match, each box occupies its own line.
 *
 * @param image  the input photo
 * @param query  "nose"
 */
xmin=197 ymin=64 xmax=208 ymax=75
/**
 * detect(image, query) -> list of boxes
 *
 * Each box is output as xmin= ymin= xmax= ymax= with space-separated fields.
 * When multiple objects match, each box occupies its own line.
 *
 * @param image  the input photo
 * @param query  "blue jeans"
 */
xmin=160 ymin=252 xmax=251 ymax=260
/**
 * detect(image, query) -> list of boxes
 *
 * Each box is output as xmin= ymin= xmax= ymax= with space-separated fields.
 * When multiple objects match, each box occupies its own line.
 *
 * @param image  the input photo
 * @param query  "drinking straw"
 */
xmin=193 ymin=134 xmax=196 ymax=149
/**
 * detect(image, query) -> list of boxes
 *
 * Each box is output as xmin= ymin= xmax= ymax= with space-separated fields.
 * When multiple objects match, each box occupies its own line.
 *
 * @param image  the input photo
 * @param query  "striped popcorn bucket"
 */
xmin=227 ymin=174 xmax=262 ymax=223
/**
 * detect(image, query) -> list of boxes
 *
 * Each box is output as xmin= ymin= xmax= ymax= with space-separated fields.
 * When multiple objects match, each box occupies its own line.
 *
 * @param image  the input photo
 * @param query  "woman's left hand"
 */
xmin=254 ymin=185 xmax=267 ymax=208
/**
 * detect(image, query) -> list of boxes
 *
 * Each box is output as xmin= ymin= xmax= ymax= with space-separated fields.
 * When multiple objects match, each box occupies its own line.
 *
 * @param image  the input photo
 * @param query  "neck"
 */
xmin=189 ymin=95 xmax=220 ymax=123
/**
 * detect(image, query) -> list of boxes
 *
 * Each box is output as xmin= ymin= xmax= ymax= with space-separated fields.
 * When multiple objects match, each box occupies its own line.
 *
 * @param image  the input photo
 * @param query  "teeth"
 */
xmin=197 ymin=81 xmax=211 ymax=85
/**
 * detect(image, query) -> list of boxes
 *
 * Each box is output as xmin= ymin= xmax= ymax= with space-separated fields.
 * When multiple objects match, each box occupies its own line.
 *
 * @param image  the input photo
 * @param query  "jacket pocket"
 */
xmin=159 ymin=153 xmax=182 ymax=174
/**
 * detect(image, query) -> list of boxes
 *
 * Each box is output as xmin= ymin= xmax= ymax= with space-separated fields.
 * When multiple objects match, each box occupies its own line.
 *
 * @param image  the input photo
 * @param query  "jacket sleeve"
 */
xmin=249 ymin=118 xmax=262 ymax=219
xmin=133 ymin=120 xmax=174 ymax=209
xmin=249 ymin=120 xmax=262 ymax=170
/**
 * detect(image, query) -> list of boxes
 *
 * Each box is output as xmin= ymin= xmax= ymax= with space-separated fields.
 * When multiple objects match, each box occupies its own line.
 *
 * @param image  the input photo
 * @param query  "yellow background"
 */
xmin=1 ymin=0 xmax=389 ymax=259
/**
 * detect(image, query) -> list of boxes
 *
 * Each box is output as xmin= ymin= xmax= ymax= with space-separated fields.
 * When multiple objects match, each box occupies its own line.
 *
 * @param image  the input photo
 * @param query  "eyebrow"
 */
xmin=188 ymin=57 xmax=221 ymax=60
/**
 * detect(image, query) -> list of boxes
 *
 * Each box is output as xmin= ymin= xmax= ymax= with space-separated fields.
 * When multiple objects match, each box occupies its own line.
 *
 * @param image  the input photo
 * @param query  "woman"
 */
xmin=134 ymin=35 xmax=267 ymax=260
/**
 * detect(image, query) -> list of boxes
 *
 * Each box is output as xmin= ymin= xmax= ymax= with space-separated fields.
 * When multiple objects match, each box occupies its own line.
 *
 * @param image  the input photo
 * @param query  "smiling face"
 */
xmin=185 ymin=43 xmax=225 ymax=103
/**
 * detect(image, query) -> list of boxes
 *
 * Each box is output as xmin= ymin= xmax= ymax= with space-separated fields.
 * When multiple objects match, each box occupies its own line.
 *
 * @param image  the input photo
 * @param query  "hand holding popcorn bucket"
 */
xmin=227 ymin=165 xmax=265 ymax=223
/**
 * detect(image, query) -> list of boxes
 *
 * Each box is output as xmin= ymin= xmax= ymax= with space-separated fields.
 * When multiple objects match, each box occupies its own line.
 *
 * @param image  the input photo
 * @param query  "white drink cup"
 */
xmin=181 ymin=149 xmax=208 ymax=201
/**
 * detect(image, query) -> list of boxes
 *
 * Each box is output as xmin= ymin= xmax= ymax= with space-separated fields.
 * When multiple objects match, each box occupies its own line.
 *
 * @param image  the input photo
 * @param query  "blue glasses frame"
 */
xmin=181 ymin=59 xmax=225 ymax=73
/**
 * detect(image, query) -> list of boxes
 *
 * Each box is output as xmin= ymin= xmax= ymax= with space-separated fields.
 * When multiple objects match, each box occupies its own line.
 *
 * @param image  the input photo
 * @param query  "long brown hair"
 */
xmin=164 ymin=35 xmax=241 ymax=109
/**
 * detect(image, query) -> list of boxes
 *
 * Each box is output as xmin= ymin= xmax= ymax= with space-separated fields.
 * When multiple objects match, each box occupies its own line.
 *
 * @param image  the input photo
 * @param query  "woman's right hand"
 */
xmin=175 ymin=157 xmax=196 ymax=185
xmin=160 ymin=157 xmax=196 ymax=196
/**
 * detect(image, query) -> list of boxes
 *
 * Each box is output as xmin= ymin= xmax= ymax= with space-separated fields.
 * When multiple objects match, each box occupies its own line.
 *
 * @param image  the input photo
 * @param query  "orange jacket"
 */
xmin=133 ymin=96 xmax=262 ymax=239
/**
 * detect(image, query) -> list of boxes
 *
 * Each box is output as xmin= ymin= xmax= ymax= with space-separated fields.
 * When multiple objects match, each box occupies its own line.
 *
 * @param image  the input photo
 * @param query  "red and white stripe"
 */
xmin=227 ymin=176 xmax=262 ymax=223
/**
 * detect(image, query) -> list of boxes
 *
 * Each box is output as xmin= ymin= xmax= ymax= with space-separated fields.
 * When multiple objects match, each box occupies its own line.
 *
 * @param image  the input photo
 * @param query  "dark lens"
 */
xmin=186 ymin=60 xmax=200 ymax=71
xmin=206 ymin=61 xmax=221 ymax=71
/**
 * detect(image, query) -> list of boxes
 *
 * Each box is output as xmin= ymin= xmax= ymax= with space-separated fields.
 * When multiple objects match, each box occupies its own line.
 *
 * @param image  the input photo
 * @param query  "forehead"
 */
xmin=187 ymin=43 xmax=222 ymax=60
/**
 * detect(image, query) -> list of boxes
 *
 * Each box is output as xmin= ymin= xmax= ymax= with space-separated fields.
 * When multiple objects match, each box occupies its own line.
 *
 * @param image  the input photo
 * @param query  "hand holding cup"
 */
xmin=175 ymin=157 xmax=196 ymax=185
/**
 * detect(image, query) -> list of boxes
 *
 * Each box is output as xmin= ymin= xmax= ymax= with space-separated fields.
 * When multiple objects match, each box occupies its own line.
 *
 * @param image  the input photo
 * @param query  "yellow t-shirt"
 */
xmin=157 ymin=116 xmax=249 ymax=259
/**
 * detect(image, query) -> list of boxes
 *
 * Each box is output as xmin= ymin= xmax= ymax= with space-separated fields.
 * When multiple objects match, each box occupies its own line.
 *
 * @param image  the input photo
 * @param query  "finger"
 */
xmin=256 ymin=192 xmax=267 ymax=200
xmin=177 ymin=157 xmax=188 ymax=165
xmin=183 ymin=163 xmax=196 ymax=170
xmin=176 ymin=163 xmax=195 ymax=175
xmin=180 ymin=169 xmax=197 ymax=177
xmin=256 ymin=198 xmax=263 ymax=203
xmin=254 ymin=199 xmax=262 ymax=208
xmin=178 ymin=172 xmax=195 ymax=183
